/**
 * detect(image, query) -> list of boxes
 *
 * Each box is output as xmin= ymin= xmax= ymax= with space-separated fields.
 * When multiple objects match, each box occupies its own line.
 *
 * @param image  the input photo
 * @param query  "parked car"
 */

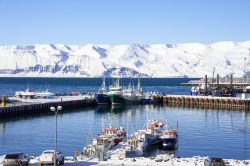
xmin=204 ymin=157 xmax=225 ymax=166
xmin=3 ymin=153 xmax=29 ymax=166
xmin=38 ymin=150 xmax=64 ymax=166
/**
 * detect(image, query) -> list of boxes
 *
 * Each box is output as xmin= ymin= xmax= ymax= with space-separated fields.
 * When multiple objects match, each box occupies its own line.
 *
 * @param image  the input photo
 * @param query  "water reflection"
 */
xmin=0 ymin=105 xmax=249 ymax=159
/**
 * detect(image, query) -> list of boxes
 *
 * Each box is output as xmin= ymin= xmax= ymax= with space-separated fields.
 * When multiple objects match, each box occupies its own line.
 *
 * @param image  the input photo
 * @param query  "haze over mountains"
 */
xmin=0 ymin=41 xmax=250 ymax=78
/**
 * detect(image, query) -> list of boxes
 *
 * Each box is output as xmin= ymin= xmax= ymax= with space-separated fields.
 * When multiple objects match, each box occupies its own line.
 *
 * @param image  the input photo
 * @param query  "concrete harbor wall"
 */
xmin=0 ymin=98 xmax=96 ymax=118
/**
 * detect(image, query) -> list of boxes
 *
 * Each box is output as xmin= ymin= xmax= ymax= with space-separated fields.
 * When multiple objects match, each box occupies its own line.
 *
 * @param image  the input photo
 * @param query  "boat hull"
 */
xmin=109 ymin=94 xmax=142 ymax=105
xmin=109 ymin=94 xmax=126 ymax=105
xmin=95 ymin=94 xmax=111 ymax=105
xmin=159 ymin=137 xmax=178 ymax=150
xmin=143 ymin=133 xmax=158 ymax=151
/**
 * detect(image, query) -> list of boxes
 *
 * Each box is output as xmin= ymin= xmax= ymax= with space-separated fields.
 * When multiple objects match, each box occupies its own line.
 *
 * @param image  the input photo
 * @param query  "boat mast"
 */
xmin=99 ymin=77 xmax=106 ymax=93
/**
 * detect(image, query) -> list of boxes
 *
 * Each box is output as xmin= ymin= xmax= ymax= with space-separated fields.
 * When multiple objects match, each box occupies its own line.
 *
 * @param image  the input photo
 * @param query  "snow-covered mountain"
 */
xmin=0 ymin=41 xmax=250 ymax=77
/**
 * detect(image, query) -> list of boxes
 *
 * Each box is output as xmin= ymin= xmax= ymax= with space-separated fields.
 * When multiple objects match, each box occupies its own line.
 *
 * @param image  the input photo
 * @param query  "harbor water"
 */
xmin=0 ymin=78 xmax=249 ymax=160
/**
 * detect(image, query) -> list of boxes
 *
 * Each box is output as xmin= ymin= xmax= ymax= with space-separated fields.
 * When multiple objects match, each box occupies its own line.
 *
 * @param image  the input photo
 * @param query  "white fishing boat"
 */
xmin=142 ymin=120 xmax=164 ymax=151
xmin=81 ymin=123 xmax=126 ymax=161
xmin=15 ymin=89 xmax=36 ymax=99
xmin=35 ymin=89 xmax=55 ymax=98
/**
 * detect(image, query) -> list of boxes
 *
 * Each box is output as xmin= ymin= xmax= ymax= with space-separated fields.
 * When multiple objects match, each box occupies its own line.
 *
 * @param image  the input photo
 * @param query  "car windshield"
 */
xmin=5 ymin=153 xmax=24 ymax=159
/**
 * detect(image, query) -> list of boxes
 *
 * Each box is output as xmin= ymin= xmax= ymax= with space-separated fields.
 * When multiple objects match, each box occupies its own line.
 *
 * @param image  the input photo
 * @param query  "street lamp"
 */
xmin=50 ymin=106 xmax=62 ymax=166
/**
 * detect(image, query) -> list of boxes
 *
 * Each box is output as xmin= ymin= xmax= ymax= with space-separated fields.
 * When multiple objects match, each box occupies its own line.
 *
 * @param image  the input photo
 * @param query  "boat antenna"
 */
xmin=137 ymin=77 xmax=140 ymax=90
xmin=212 ymin=67 xmax=215 ymax=82
xmin=244 ymin=57 xmax=247 ymax=78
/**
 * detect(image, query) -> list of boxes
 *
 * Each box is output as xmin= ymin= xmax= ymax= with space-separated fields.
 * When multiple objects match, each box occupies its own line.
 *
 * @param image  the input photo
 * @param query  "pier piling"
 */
xmin=159 ymin=95 xmax=250 ymax=110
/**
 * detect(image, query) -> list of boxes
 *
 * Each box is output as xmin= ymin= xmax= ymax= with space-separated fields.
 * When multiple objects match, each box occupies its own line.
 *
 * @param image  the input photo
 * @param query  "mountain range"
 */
xmin=0 ymin=41 xmax=250 ymax=77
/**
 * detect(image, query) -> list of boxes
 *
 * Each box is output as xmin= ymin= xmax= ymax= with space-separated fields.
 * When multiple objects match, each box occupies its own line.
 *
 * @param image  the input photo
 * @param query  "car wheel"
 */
xmin=60 ymin=158 xmax=64 ymax=165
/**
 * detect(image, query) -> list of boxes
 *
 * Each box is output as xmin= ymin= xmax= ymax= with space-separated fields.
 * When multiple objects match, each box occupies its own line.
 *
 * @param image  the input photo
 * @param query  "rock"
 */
xmin=164 ymin=158 xmax=170 ymax=162
xmin=243 ymin=161 xmax=249 ymax=165
xmin=155 ymin=158 xmax=162 ymax=162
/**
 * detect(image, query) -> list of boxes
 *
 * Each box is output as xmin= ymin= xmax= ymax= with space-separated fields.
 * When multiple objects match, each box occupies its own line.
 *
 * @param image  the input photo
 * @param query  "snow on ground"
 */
xmin=98 ymin=156 xmax=250 ymax=166
xmin=0 ymin=155 xmax=5 ymax=166
xmin=1 ymin=155 xmax=249 ymax=166
xmin=1 ymin=41 xmax=250 ymax=77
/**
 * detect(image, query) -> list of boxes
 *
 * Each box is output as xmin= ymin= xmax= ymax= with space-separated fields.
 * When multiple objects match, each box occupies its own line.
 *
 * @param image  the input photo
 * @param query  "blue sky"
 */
xmin=0 ymin=0 xmax=250 ymax=45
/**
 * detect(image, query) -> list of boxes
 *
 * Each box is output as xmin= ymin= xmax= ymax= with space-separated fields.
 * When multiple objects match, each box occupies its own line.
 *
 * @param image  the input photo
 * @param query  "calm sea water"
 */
xmin=0 ymin=78 xmax=249 ymax=160
xmin=0 ymin=77 xmax=193 ymax=96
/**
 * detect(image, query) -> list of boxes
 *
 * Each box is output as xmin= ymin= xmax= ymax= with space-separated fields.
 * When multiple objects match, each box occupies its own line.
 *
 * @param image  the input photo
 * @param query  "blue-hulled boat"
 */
xmin=159 ymin=128 xmax=178 ymax=150
xmin=95 ymin=94 xmax=111 ymax=105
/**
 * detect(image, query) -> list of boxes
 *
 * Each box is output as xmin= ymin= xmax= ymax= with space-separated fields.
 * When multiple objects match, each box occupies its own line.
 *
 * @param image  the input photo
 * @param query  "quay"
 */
xmin=0 ymin=96 xmax=96 ymax=118
xmin=1 ymin=94 xmax=250 ymax=118
xmin=160 ymin=95 xmax=250 ymax=110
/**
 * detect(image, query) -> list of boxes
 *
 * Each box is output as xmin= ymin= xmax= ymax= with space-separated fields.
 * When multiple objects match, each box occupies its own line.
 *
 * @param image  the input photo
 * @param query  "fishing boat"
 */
xmin=159 ymin=129 xmax=178 ymax=150
xmin=142 ymin=120 xmax=164 ymax=151
xmin=109 ymin=78 xmax=143 ymax=105
xmin=101 ymin=123 xmax=127 ymax=145
xmin=95 ymin=78 xmax=111 ymax=105
xmin=108 ymin=79 xmax=124 ymax=105
xmin=127 ymin=120 xmax=163 ymax=152
xmin=15 ymin=89 xmax=36 ymax=99
xmin=122 ymin=84 xmax=142 ymax=104
xmin=81 ymin=123 xmax=126 ymax=160
xmin=35 ymin=89 xmax=55 ymax=98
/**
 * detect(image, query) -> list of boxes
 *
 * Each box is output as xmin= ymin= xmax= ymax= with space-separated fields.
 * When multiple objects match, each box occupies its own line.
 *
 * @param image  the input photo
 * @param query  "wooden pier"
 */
xmin=0 ymin=98 xmax=96 ymax=118
xmin=160 ymin=95 xmax=250 ymax=110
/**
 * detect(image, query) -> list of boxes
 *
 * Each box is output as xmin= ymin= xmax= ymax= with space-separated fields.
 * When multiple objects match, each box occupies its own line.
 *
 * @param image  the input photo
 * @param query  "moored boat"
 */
xmin=102 ymin=124 xmax=127 ymax=145
xmin=159 ymin=129 xmax=178 ymax=150
xmin=15 ymin=89 xmax=36 ymax=99
xmin=95 ymin=78 xmax=111 ymax=105
xmin=142 ymin=120 xmax=164 ymax=151
xmin=108 ymin=79 xmax=123 ymax=105
xmin=81 ymin=123 xmax=126 ymax=160
xmin=35 ymin=89 xmax=55 ymax=98
xmin=109 ymin=78 xmax=143 ymax=105
xmin=127 ymin=120 xmax=163 ymax=152
xmin=96 ymin=94 xmax=111 ymax=105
